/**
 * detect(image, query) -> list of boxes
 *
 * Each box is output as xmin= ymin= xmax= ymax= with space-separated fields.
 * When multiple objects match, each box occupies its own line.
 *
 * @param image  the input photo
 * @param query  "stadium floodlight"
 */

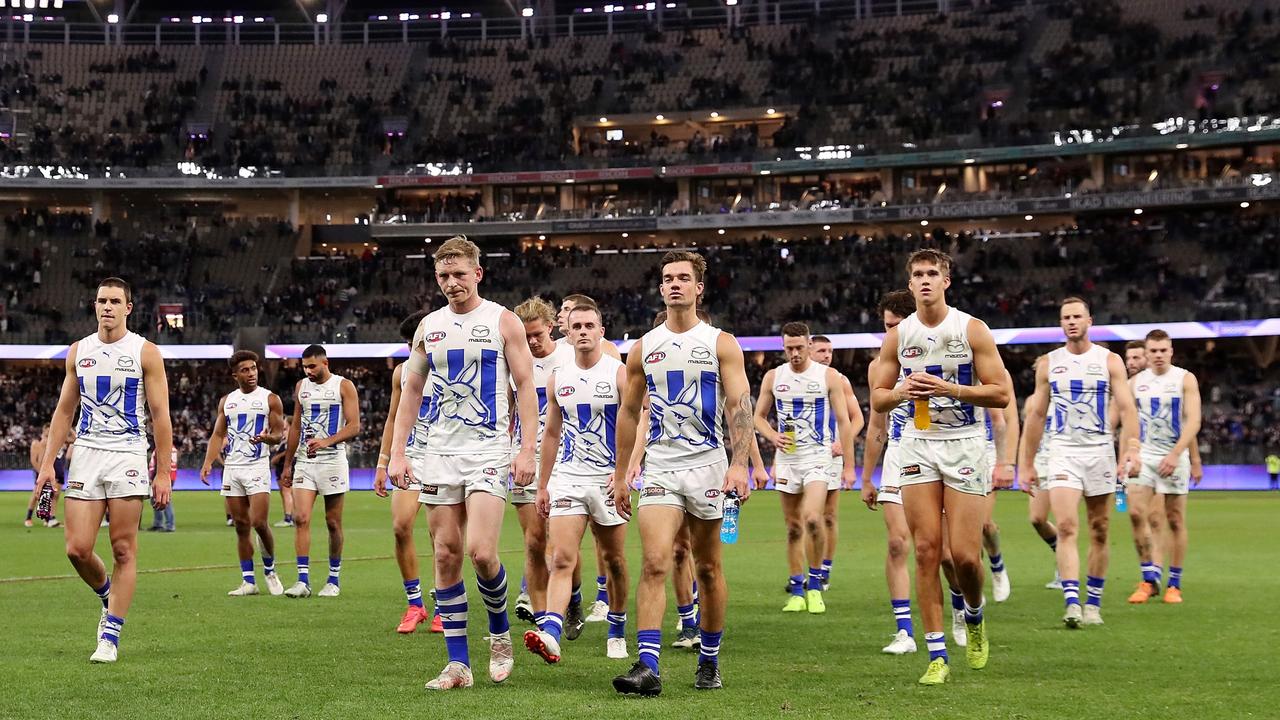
xmin=766 ymin=107 xmax=776 ymax=114
xmin=655 ymin=114 xmax=664 ymax=120
xmin=21 ymin=12 xmax=30 ymax=20
xmin=645 ymin=1 xmax=655 ymax=9
xmin=399 ymin=12 xmax=409 ymax=20
xmin=191 ymin=15 xmax=201 ymax=23
xmin=725 ymin=0 xmax=738 ymax=5
xmin=822 ymin=225 xmax=830 ymax=231
xmin=1175 ymin=142 xmax=1189 ymax=149
xmin=52 ymin=0 xmax=60 ymax=7
xmin=440 ymin=11 xmax=451 ymax=19
xmin=316 ymin=12 xmax=328 ymax=22
xmin=920 ymin=220 xmax=929 ymax=226
xmin=521 ymin=7 xmax=533 ymax=16
xmin=538 ymin=234 xmax=547 ymax=240
xmin=23 ymin=0 xmax=33 ymax=9
xmin=1133 ymin=208 xmax=1144 ymax=215
xmin=710 ymin=111 xmax=720 ymax=118
xmin=1025 ymin=215 xmax=1034 ymax=221
xmin=37 ymin=0 xmax=46 ymax=9
xmin=598 ymin=116 xmax=607 ymax=123
xmin=106 ymin=12 xmax=118 ymax=22
xmin=233 ymin=15 xmax=243 ymax=23
xmin=1241 ymin=201 xmax=1251 ymax=208
xmin=718 ymin=229 xmax=726 ymax=235
xmin=8 ymin=1 xmax=17 ymax=8
xmin=253 ymin=16 xmax=264 ymax=22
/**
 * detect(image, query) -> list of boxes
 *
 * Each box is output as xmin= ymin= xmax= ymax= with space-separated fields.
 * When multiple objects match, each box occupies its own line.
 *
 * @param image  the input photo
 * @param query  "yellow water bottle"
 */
xmin=781 ymin=421 xmax=796 ymax=454
xmin=913 ymin=400 xmax=931 ymax=431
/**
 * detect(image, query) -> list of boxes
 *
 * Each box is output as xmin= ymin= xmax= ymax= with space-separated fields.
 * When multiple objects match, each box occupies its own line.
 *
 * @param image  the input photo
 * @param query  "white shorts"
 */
xmin=1033 ymin=451 xmax=1050 ymax=488
xmin=896 ymin=435 xmax=989 ymax=496
xmin=548 ymin=473 xmax=626 ymax=527
xmin=877 ymin=444 xmax=903 ymax=505
xmin=775 ymin=456 xmax=836 ymax=495
xmin=510 ymin=452 xmax=541 ymax=505
xmin=293 ymin=457 xmax=350 ymax=496
xmin=417 ymin=451 xmax=511 ymax=506
xmin=1045 ymin=449 xmax=1117 ymax=498
xmin=638 ymin=459 xmax=729 ymax=521
xmin=984 ymin=444 xmax=999 ymax=493
xmin=1132 ymin=450 xmax=1191 ymax=496
xmin=221 ymin=464 xmax=271 ymax=497
xmin=65 ymin=446 xmax=150 ymax=501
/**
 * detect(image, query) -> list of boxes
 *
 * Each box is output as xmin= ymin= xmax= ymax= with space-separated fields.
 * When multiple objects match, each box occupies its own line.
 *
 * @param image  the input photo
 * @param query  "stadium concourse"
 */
xmin=0 ymin=0 xmax=1278 ymax=716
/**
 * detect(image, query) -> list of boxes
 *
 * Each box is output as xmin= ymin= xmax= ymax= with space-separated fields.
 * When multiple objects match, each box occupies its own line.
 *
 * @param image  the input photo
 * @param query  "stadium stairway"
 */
xmin=189 ymin=47 xmax=227 ymax=144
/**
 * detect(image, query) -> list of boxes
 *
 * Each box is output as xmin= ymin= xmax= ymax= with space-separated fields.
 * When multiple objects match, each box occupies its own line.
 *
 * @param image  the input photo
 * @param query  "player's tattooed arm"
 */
xmin=729 ymin=391 xmax=754 ymax=468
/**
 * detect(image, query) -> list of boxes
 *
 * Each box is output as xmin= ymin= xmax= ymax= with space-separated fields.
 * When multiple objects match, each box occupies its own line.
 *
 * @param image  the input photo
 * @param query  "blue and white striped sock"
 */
xmin=327 ymin=556 xmax=341 ymax=586
xmin=595 ymin=575 xmax=608 ymax=603
xmin=1141 ymin=562 xmax=1157 ymax=584
xmin=989 ymin=552 xmax=1005 ymax=574
xmin=94 ymin=579 xmax=111 ymax=609
xmin=296 ymin=556 xmax=309 ymax=586
xmin=820 ymin=558 xmax=833 ymax=583
xmin=607 ymin=611 xmax=626 ymax=639
xmin=571 ymin=584 xmax=583 ymax=607
xmin=788 ymin=575 xmax=804 ymax=597
xmin=1155 ymin=564 xmax=1164 ymax=584
xmin=404 ymin=578 xmax=424 ymax=608
xmin=950 ymin=588 xmax=965 ymax=612
xmin=475 ymin=565 xmax=510 ymax=635
xmin=262 ymin=555 xmax=275 ymax=576
xmin=1169 ymin=566 xmax=1182 ymax=590
xmin=1061 ymin=579 xmax=1081 ymax=607
xmin=101 ymin=614 xmax=125 ymax=647
xmin=534 ymin=611 xmax=547 ymax=630
xmin=436 ymin=581 xmax=469 ymax=666
xmin=806 ymin=567 xmax=823 ymax=592
xmin=637 ymin=629 xmax=661 ymax=674
xmin=699 ymin=629 xmax=723 ymax=666
xmin=892 ymin=599 xmax=913 ymax=636
xmin=925 ymin=631 xmax=947 ymax=662
xmin=677 ymin=602 xmax=698 ymax=630
xmin=1086 ymin=576 xmax=1104 ymax=607
xmin=240 ymin=559 xmax=255 ymax=585
xmin=542 ymin=611 xmax=564 ymax=642
xmin=963 ymin=599 xmax=984 ymax=625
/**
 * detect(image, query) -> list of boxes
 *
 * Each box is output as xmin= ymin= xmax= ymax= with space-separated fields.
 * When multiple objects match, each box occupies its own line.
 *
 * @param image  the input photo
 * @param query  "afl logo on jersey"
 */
xmin=1137 ymin=385 xmax=1149 ymax=392
xmin=691 ymin=347 xmax=711 ymax=360
xmin=125 ymin=469 xmax=140 ymax=478
xmin=483 ymin=467 xmax=499 ymax=477
xmin=300 ymin=392 xmax=311 ymax=399
xmin=78 ymin=358 xmax=97 ymax=368
xmin=958 ymin=466 xmax=975 ymax=477
xmin=471 ymin=325 xmax=490 ymax=339
xmin=427 ymin=331 xmax=447 ymax=343
xmin=776 ymin=384 xmax=791 ymax=393
xmin=558 ymin=385 xmax=575 ymax=398
xmin=645 ymin=351 xmax=666 ymax=364
xmin=901 ymin=346 xmax=924 ymax=359
xmin=1052 ymin=366 xmax=1068 ymax=375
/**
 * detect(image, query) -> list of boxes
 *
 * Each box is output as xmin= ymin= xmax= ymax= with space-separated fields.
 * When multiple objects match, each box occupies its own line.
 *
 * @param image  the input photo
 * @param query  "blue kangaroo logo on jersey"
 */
xmin=432 ymin=360 xmax=493 ymax=427
xmin=1054 ymin=394 xmax=1106 ymax=435
xmin=652 ymin=379 xmax=715 ymax=448
xmin=81 ymin=386 xmax=136 ymax=436
xmin=1141 ymin=399 xmax=1178 ymax=442
xmin=781 ymin=405 xmax=819 ymax=444
xmin=225 ymin=420 xmax=262 ymax=459
xmin=300 ymin=413 xmax=331 ymax=441
xmin=568 ymin=412 xmax=615 ymax=469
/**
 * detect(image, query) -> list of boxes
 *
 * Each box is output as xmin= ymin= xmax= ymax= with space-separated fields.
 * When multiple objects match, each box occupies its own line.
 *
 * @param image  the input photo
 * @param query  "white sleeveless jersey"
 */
xmin=1133 ymin=366 xmax=1189 ymax=456
xmin=772 ymin=361 xmax=834 ymax=463
xmin=417 ymin=299 xmax=511 ymax=456
xmin=1035 ymin=414 xmax=1051 ymax=460
xmin=885 ymin=368 xmax=911 ymax=448
xmin=896 ymin=307 xmax=983 ymax=440
xmin=1045 ymin=344 xmax=1114 ymax=452
xmin=514 ymin=341 xmax=575 ymax=456
xmin=551 ymin=354 xmax=624 ymax=481
xmin=398 ymin=362 xmax=433 ymax=459
xmin=297 ymin=373 xmax=347 ymax=462
xmin=74 ymin=331 xmax=149 ymax=454
xmin=640 ymin=321 xmax=727 ymax=469
xmin=223 ymin=386 xmax=273 ymax=467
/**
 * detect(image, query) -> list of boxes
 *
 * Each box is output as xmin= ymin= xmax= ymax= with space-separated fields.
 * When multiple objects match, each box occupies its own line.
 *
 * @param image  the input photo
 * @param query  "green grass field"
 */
xmin=2 ymin=490 xmax=1277 ymax=719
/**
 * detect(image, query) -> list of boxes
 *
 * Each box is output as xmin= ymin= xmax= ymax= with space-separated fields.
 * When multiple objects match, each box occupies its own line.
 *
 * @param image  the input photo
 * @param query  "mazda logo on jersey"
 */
xmin=595 ymin=382 xmax=612 ymax=394
xmin=946 ymin=340 xmax=967 ymax=354
xmin=252 ymin=401 xmax=264 ymax=408
xmin=78 ymin=358 xmax=97 ymax=368
xmin=471 ymin=325 xmax=490 ymax=338
xmin=427 ymin=331 xmax=447 ymax=343
xmin=645 ymin=351 xmax=666 ymax=364
xmin=806 ymin=382 xmax=821 ymax=392
xmin=117 ymin=356 xmax=135 ymax=368
xmin=558 ymin=385 xmax=575 ymax=397
xmin=1087 ymin=363 xmax=1104 ymax=375
xmin=691 ymin=347 xmax=711 ymax=360
xmin=901 ymin=346 xmax=924 ymax=359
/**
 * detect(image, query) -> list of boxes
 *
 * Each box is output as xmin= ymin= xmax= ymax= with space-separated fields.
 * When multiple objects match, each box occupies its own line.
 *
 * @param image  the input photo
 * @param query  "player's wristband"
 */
xmin=376 ymin=464 xmax=388 ymax=471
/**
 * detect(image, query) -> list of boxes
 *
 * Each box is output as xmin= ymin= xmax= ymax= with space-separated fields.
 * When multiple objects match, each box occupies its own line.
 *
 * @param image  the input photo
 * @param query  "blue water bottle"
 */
xmin=720 ymin=492 xmax=740 ymax=544
xmin=1115 ymin=481 xmax=1128 ymax=513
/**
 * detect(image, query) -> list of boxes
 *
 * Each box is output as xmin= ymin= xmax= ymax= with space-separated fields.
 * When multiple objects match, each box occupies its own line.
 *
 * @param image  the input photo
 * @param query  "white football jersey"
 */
xmin=1045 ymin=344 xmax=1114 ymax=452
xmin=1133 ymin=366 xmax=1189 ymax=457
xmin=398 ymin=361 xmax=433 ymax=459
xmin=550 ymin=354 xmax=624 ymax=481
xmin=772 ymin=361 xmax=834 ymax=462
xmin=416 ymin=299 xmax=511 ymax=456
xmin=886 ymin=368 xmax=910 ymax=448
xmin=223 ymin=386 xmax=273 ymax=467
xmin=514 ymin=341 xmax=575 ymax=457
xmin=639 ymin=321 xmax=727 ymax=470
xmin=297 ymin=373 xmax=347 ymax=462
xmin=895 ymin=307 xmax=983 ymax=440
xmin=74 ymin=331 xmax=149 ymax=455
